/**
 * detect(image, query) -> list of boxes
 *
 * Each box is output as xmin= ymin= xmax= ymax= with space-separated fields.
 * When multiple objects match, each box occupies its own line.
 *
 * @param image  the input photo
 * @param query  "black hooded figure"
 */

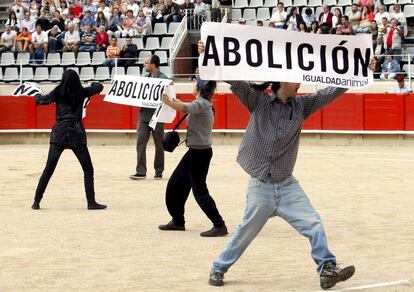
xmin=31 ymin=70 xmax=106 ymax=210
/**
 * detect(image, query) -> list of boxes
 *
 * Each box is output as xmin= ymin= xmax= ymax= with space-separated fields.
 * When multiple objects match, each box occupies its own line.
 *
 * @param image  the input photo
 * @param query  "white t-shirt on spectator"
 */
xmin=393 ymin=85 xmax=412 ymax=94
xmin=374 ymin=11 xmax=390 ymax=25
xmin=270 ymin=10 xmax=287 ymax=26
xmin=11 ymin=4 xmax=26 ymax=20
xmin=32 ymin=31 xmax=48 ymax=45
xmin=127 ymin=3 xmax=140 ymax=17
xmin=58 ymin=8 xmax=70 ymax=18
xmin=20 ymin=19 xmax=36 ymax=33
xmin=1 ymin=30 xmax=17 ymax=47
xmin=65 ymin=18 xmax=80 ymax=31
xmin=64 ymin=30 xmax=81 ymax=44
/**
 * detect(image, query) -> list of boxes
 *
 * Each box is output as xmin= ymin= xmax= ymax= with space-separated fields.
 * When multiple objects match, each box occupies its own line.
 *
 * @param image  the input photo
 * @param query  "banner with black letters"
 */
xmin=12 ymin=82 xmax=45 ymax=97
xmin=199 ymin=22 xmax=373 ymax=88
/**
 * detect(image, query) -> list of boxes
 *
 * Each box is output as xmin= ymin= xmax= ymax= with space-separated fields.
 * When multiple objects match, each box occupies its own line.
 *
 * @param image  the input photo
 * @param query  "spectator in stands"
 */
xmin=180 ymin=0 xmax=194 ymax=20
xmin=41 ymin=1 xmax=52 ymax=19
xmin=299 ymin=22 xmax=307 ymax=32
xmin=211 ymin=0 xmax=221 ymax=23
xmin=79 ymin=25 xmax=97 ymax=52
xmin=268 ymin=22 xmax=275 ymax=28
xmin=118 ymin=36 xmax=138 ymax=67
xmin=15 ymin=27 xmax=32 ymax=52
xmin=142 ymin=0 xmax=154 ymax=21
xmin=0 ymin=25 xmax=17 ymax=54
xmin=384 ymin=18 xmax=403 ymax=63
xmin=374 ymin=5 xmax=389 ymax=26
xmin=336 ymin=15 xmax=354 ymax=35
xmin=21 ymin=11 xmax=36 ymax=33
xmin=310 ymin=20 xmax=320 ymax=34
xmin=238 ymin=18 xmax=246 ymax=25
xmin=203 ymin=0 xmax=212 ymax=22
xmin=355 ymin=5 xmax=374 ymax=34
xmin=97 ymin=0 xmax=111 ymax=20
xmin=219 ymin=0 xmax=232 ymax=23
xmin=373 ymin=35 xmax=385 ymax=73
xmin=371 ymin=20 xmax=378 ymax=41
xmin=6 ymin=11 xmax=22 ymax=33
xmin=380 ymin=54 xmax=400 ymax=80
xmin=29 ymin=0 xmax=39 ymax=20
xmin=357 ymin=0 xmax=373 ymax=9
xmin=284 ymin=7 xmax=303 ymax=31
xmin=121 ymin=9 xmax=136 ymax=37
xmin=65 ymin=11 xmax=81 ymax=30
xmin=270 ymin=2 xmax=287 ymax=29
xmin=390 ymin=4 xmax=407 ymax=38
xmin=331 ymin=8 xmax=342 ymax=32
xmin=50 ymin=11 xmax=65 ymax=32
xmin=256 ymin=20 xmax=263 ymax=27
xmin=81 ymin=10 xmax=96 ymax=31
xmin=303 ymin=7 xmax=316 ymax=29
xmin=389 ymin=74 xmax=413 ymax=94
xmin=115 ymin=0 xmax=129 ymax=16
xmin=29 ymin=24 xmax=48 ymax=64
xmin=58 ymin=1 xmax=69 ymax=18
xmin=37 ymin=11 xmax=51 ymax=31
xmin=318 ymin=4 xmax=333 ymax=34
xmin=83 ymin=0 xmax=97 ymax=17
xmin=378 ymin=17 xmax=388 ymax=37
xmin=96 ymin=11 xmax=109 ymax=31
xmin=63 ymin=23 xmax=80 ymax=54
xmin=192 ymin=0 xmax=207 ymax=30
xmin=9 ymin=0 xmax=28 ymax=20
xmin=103 ymin=36 xmax=120 ymax=67
xmin=96 ymin=25 xmax=109 ymax=51
xmin=48 ymin=25 xmax=63 ymax=52
xmin=69 ymin=1 xmax=83 ymax=18
xmin=130 ymin=54 xmax=167 ymax=181
xmin=135 ymin=11 xmax=152 ymax=36
xmin=154 ymin=0 xmax=166 ymax=25
xmin=127 ymin=0 xmax=140 ymax=17
xmin=108 ymin=7 xmax=123 ymax=39
xmin=346 ymin=4 xmax=360 ymax=32
xmin=164 ymin=0 xmax=181 ymax=24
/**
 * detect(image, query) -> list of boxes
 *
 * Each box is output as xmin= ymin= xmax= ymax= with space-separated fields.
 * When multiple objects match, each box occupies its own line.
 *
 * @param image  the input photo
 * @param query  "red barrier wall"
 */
xmin=1 ymin=93 xmax=413 ymax=131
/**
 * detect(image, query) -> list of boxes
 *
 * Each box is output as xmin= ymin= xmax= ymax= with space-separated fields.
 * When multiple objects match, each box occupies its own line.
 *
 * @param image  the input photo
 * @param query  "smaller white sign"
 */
xmin=12 ymin=82 xmax=45 ymax=97
xmin=149 ymin=85 xmax=177 ymax=129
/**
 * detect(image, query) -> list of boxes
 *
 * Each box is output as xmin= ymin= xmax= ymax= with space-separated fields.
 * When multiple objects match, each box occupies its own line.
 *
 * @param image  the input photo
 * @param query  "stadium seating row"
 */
xmin=234 ymin=0 xmax=413 ymax=8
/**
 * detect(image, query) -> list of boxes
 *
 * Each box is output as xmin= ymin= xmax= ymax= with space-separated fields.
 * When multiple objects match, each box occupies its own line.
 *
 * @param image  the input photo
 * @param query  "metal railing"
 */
xmin=169 ymin=15 xmax=188 ymax=78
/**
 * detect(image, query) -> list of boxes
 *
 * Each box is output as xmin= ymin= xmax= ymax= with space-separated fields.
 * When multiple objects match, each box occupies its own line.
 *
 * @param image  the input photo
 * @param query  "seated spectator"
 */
xmin=79 ymin=25 xmax=97 ymax=52
xmin=96 ymin=11 xmax=109 ymax=31
xmin=302 ymin=7 xmax=316 ymax=29
xmin=83 ymin=0 xmax=97 ymax=18
xmin=21 ymin=11 xmax=36 ymax=33
xmin=378 ymin=17 xmax=388 ymax=38
xmin=127 ymin=0 xmax=140 ymax=17
xmin=270 ymin=2 xmax=286 ymax=29
xmin=36 ymin=11 xmax=51 ymax=32
xmin=389 ymin=74 xmax=413 ymax=94
xmin=29 ymin=1 xmax=38 ymax=20
xmin=9 ymin=0 xmax=27 ymax=20
xmin=331 ymin=8 xmax=342 ymax=32
xmin=355 ymin=5 xmax=374 ymax=34
xmin=29 ymin=24 xmax=48 ymax=64
xmin=371 ymin=20 xmax=378 ymax=41
xmin=310 ymin=20 xmax=320 ymax=34
xmin=154 ymin=0 xmax=166 ymax=25
xmin=211 ymin=0 xmax=221 ymax=22
xmin=135 ymin=11 xmax=151 ymax=37
xmin=357 ymin=0 xmax=373 ymax=9
xmin=6 ymin=11 xmax=22 ymax=32
xmin=390 ymin=4 xmax=407 ymax=38
xmin=48 ymin=25 xmax=63 ymax=53
xmin=380 ymin=55 xmax=400 ymax=80
xmin=118 ymin=36 xmax=138 ymax=67
xmin=69 ymin=1 xmax=82 ymax=19
xmin=63 ymin=24 xmax=80 ymax=54
xmin=108 ymin=7 xmax=123 ymax=39
xmin=0 ymin=25 xmax=17 ymax=53
xmin=96 ymin=25 xmax=109 ymax=51
xmin=122 ymin=9 xmax=136 ymax=37
xmin=374 ymin=5 xmax=389 ymax=26
xmin=163 ymin=0 xmax=181 ymax=24
xmin=142 ymin=0 xmax=154 ymax=21
xmin=238 ymin=18 xmax=246 ymax=25
xmin=50 ymin=11 xmax=65 ymax=32
xmin=97 ymin=1 xmax=111 ymax=21
xmin=58 ymin=1 xmax=69 ymax=18
xmin=65 ymin=11 xmax=81 ymax=31
xmin=256 ymin=20 xmax=263 ymax=27
xmin=346 ymin=4 xmax=361 ymax=32
xmin=384 ymin=18 xmax=403 ymax=63
xmin=41 ymin=1 xmax=52 ymax=19
xmin=318 ymin=4 xmax=333 ymax=34
xmin=336 ymin=15 xmax=354 ymax=35
xmin=15 ymin=27 xmax=32 ymax=52
xmin=284 ymin=7 xmax=303 ymax=31
xmin=298 ymin=22 xmax=307 ymax=32
xmin=191 ymin=0 xmax=207 ymax=30
xmin=373 ymin=36 xmax=385 ymax=73
xmin=81 ymin=10 xmax=96 ymax=31
xmin=103 ymin=36 xmax=120 ymax=67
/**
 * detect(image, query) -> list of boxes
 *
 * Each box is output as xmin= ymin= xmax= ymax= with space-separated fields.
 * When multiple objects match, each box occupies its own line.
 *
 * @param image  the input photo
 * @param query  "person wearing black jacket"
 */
xmin=284 ymin=7 xmax=303 ymax=31
xmin=49 ymin=11 xmax=65 ymax=32
xmin=31 ymin=70 xmax=106 ymax=211
xmin=118 ymin=36 xmax=138 ymax=67
xmin=36 ymin=11 xmax=50 ymax=32
xmin=163 ymin=0 xmax=181 ymax=24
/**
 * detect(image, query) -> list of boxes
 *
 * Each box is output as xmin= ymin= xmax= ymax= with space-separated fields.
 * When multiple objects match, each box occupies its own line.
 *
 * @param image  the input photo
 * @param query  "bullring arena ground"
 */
xmin=1 ymin=138 xmax=414 ymax=291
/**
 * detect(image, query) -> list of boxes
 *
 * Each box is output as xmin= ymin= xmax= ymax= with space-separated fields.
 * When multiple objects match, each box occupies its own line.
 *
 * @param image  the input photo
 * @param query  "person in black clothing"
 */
xmin=31 ymin=70 xmax=107 ymax=211
xmin=36 ymin=11 xmax=50 ymax=32
xmin=118 ymin=36 xmax=138 ymax=68
xmin=163 ymin=0 xmax=181 ymax=24
xmin=49 ymin=11 xmax=65 ymax=32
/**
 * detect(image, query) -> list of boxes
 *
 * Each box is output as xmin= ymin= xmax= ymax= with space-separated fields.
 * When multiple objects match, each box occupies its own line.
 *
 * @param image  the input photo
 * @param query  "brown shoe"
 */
xmin=159 ymin=220 xmax=185 ymax=231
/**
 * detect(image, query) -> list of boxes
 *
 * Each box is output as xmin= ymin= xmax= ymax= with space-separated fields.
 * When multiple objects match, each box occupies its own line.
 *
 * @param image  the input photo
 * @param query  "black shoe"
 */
xmin=159 ymin=220 xmax=185 ymax=231
xmin=320 ymin=262 xmax=355 ymax=290
xmin=31 ymin=201 xmax=40 ymax=210
xmin=200 ymin=225 xmax=228 ymax=237
xmin=129 ymin=173 xmax=146 ymax=180
xmin=209 ymin=269 xmax=224 ymax=286
xmin=88 ymin=203 xmax=107 ymax=210
xmin=154 ymin=173 xmax=163 ymax=180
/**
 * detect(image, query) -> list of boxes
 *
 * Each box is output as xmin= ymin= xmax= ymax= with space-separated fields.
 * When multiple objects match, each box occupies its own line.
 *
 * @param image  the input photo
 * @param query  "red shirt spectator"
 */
xmin=69 ymin=3 xmax=83 ymax=18
xmin=96 ymin=26 xmax=109 ymax=51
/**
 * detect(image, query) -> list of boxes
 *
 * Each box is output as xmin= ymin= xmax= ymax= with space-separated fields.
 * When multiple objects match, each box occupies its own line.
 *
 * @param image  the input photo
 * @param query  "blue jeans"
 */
xmin=212 ymin=175 xmax=336 ymax=274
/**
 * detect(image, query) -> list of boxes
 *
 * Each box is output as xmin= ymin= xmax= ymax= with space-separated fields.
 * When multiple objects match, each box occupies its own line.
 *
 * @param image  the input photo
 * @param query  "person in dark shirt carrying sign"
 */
xmin=198 ymin=40 xmax=376 ymax=290
xmin=31 ymin=70 xmax=106 ymax=211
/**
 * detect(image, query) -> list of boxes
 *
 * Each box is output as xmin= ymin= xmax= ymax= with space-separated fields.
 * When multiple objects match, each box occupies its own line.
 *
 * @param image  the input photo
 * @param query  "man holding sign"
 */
xmin=130 ymin=54 xmax=169 ymax=180
xmin=198 ymin=23 xmax=376 ymax=290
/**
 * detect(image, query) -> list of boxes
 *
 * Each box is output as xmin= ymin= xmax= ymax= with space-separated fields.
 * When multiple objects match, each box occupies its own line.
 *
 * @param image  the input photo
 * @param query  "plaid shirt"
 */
xmin=228 ymin=81 xmax=347 ymax=183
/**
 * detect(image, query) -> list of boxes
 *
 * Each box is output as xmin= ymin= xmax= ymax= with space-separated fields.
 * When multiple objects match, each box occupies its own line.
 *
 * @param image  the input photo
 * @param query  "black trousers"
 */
xmin=34 ymin=144 xmax=96 ymax=205
xmin=165 ymin=148 xmax=225 ymax=227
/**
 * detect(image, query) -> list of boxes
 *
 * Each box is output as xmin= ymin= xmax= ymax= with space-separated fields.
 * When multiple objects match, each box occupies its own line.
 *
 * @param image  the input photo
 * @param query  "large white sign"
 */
xmin=199 ymin=22 xmax=373 ymax=88
xmin=104 ymin=75 xmax=172 ymax=108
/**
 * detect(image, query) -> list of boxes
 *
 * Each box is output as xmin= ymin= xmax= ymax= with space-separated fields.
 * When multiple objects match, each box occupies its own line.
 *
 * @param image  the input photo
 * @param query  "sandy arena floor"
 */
xmin=0 ymin=144 xmax=413 ymax=292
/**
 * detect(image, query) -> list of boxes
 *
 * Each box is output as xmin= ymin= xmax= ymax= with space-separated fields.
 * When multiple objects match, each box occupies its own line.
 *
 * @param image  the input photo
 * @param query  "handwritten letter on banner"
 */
xmin=199 ymin=22 xmax=373 ymax=88
xmin=104 ymin=75 xmax=176 ymax=126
